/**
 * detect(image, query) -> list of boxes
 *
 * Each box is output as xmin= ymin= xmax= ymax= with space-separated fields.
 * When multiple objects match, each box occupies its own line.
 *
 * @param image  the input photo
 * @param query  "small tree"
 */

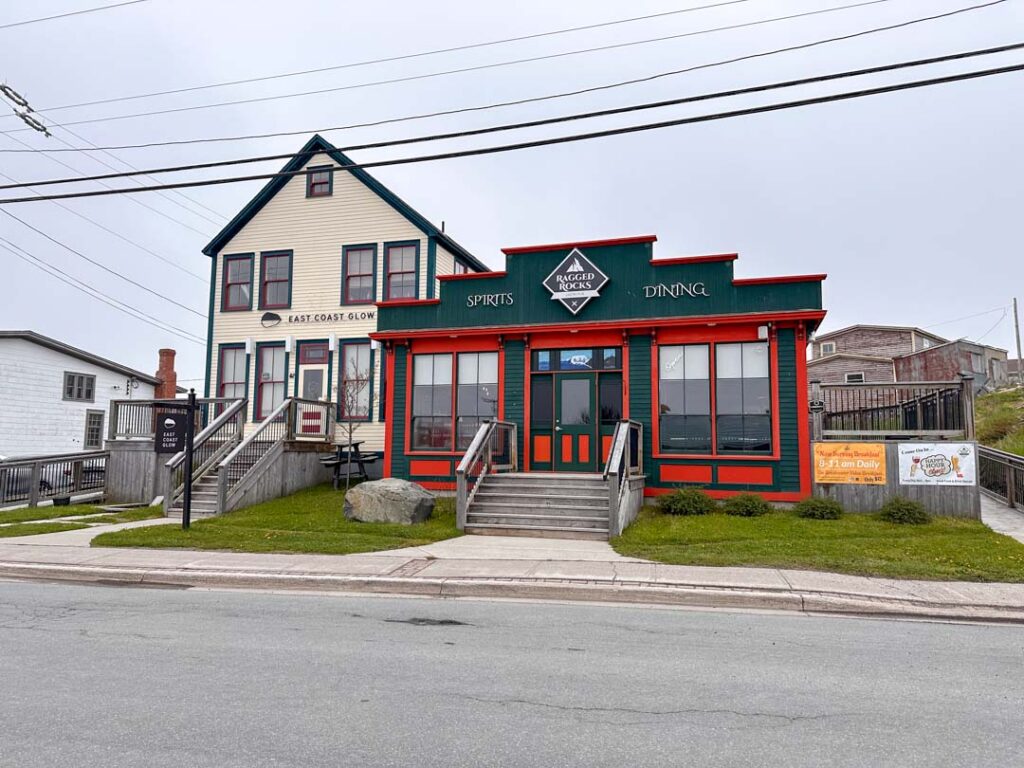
xmin=338 ymin=355 xmax=373 ymax=492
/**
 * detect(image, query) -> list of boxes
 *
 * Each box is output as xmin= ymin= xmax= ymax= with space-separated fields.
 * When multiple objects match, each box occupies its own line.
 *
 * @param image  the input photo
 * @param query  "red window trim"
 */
xmin=255 ymin=344 xmax=286 ymax=421
xmin=218 ymin=345 xmax=247 ymax=398
xmin=650 ymin=333 xmax=781 ymax=462
xmin=221 ymin=254 xmax=253 ymax=311
xmin=259 ymin=251 xmax=291 ymax=310
xmin=384 ymin=243 xmax=417 ymax=300
xmin=298 ymin=342 xmax=329 ymax=366
xmin=343 ymin=246 xmax=376 ymax=305
xmin=404 ymin=346 xmax=503 ymax=457
xmin=306 ymin=166 xmax=332 ymax=198
xmin=339 ymin=342 xmax=372 ymax=422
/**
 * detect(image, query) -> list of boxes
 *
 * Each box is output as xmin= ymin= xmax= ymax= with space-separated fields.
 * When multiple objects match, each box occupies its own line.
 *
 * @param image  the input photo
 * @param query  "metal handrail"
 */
xmin=165 ymin=399 xmax=247 ymax=470
xmin=163 ymin=399 xmax=246 ymax=512
xmin=455 ymin=419 xmax=518 ymax=530
xmin=219 ymin=397 xmax=292 ymax=469
xmin=108 ymin=397 xmax=237 ymax=440
xmin=0 ymin=449 xmax=109 ymax=467
xmin=978 ymin=444 xmax=1024 ymax=509
xmin=603 ymin=420 xmax=644 ymax=537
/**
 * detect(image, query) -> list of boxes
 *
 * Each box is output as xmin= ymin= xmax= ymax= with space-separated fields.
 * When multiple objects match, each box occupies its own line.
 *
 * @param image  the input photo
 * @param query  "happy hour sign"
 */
xmin=898 ymin=443 xmax=976 ymax=486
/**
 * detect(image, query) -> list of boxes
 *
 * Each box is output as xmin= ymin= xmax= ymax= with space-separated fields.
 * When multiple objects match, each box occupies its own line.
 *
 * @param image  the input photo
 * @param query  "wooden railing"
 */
xmin=108 ymin=398 xmax=236 ymax=440
xmin=979 ymin=445 xmax=1024 ymax=509
xmin=811 ymin=378 xmax=975 ymax=440
xmin=603 ymin=420 xmax=644 ymax=536
xmin=455 ymin=420 xmax=518 ymax=530
xmin=0 ymin=450 xmax=109 ymax=508
xmin=163 ymin=399 xmax=246 ymax=513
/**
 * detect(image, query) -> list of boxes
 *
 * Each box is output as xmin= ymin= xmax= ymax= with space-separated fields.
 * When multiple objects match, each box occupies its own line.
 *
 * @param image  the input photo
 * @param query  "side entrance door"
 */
xmin=297 ymin=343 xmax=330 ymax=436
xmin=554 ymin=373 xmax=596 ymax=472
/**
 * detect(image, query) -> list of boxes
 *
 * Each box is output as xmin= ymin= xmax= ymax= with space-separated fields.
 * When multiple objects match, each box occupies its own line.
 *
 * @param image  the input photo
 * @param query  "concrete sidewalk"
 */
xmin=1 ymin=515 xmax=1023 ymax=622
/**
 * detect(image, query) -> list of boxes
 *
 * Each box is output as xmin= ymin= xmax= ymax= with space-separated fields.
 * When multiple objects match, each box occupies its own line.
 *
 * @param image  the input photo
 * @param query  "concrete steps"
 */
xmin=466 ymin=473 xmax=610 ymax=540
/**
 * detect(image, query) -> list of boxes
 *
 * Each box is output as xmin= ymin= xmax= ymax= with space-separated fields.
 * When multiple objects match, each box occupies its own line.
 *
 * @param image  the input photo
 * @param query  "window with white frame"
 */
xmin=844 ymin=372 xmax=865 ymax=383
xmin=716 ymin=342 xmax=771 ymax=453
xmin=411 ymin=354 xmax=453 ymax=450
xmin=820 ymin=341 xmax=836 ymax=355
xmin=657 ymin=345 xmax=711 ymax=453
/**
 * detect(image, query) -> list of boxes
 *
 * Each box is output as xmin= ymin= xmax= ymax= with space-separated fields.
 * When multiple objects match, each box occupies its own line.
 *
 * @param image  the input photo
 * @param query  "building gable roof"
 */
xmin=201 ymin=134 xmax=488 ymax=272
xmin=807 ymin=352 xmax=894 ymax=366
xmin=814 ymin=324 xmax=947 ymax=344
xmin=0 ymin=331 xmax=161 ymax=385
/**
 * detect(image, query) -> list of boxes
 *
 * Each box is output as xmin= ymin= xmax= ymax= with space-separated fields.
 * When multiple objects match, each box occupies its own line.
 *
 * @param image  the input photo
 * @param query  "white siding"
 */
xmin=434 ymin=244 xmax=456 ymax=298
xmin=209 ymin=152 xmax=432 ymax=452
xmin=0 ymin=338 xmax=156 ymax=457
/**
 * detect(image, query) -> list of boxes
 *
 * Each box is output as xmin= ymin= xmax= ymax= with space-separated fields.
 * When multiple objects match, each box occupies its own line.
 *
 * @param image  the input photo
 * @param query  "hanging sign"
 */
xmin=813 ymin=443 xmax=887 ymax=484
xmin=898 ymin=443 xmax=976 ymax=486
xmin=543 ymin=248 xmax=608 ymax=315
xmin=155 ymin=414 xmax=187 ymax=455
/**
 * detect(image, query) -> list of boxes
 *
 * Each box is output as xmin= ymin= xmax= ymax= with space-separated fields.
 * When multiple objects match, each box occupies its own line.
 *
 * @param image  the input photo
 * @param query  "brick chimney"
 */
xmin=155 ymin=348 xmax=178 ymax=399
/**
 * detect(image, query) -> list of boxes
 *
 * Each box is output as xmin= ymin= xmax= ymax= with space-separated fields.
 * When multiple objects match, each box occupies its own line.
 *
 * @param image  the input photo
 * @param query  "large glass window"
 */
xmin=260 ymin=252 xmax=291 ymax=309
xmin=385 ymin=244 xmax=417 ymax=299
xmin=412 ymin=354 xmax=453 ymax=450
xmin=256 ymin=345 xmax=286 ymax=420
xmin=456 ymin=352 xmax=498 ymax=449
xmin=599 ymin=376 xmax=622 ymax=423
xmin=340 ymin=343 xmax=372 ymax=420
xmin=222 ymin=255 xmax=252 ymax=311
xmin=716 ymin=342 xmax=771 ymax=453
xmin=658 ymin=345 xmax=711 ymax=453
xmin=218 ymin=347 xmax=247 ymax=400
xmin=343 ymin=246 xmax=375 ymax=304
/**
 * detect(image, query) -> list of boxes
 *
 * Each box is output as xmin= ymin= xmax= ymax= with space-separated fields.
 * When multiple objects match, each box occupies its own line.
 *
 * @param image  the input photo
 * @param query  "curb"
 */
xmin=2 ymin=561 xmax=1023 ymax=623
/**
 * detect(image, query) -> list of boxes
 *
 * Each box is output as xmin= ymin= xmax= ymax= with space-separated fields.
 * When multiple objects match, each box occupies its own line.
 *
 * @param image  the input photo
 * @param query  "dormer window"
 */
xmin=306 ymin=166 xmax=332 ymax=198
xmin=820 ymin=341 xmax=836 ymax=355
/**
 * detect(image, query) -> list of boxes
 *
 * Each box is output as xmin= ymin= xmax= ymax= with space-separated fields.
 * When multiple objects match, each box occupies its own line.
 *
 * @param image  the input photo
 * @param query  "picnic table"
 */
xmin=320 ymin=441 xmax=378 ymax=489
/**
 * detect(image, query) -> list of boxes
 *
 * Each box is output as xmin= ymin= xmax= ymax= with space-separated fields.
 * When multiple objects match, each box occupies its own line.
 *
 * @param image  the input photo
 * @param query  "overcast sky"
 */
xmin=1 ymin=0 xmax=1021 ymax=385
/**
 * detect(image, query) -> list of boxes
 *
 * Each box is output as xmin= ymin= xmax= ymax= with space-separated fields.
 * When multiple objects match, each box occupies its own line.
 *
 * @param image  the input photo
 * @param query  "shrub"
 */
xmin=878 ymin=497 xmax=931 ymax=525
xmin=722 ymin=493 xmax=771 ymax=517
xmin=657 ymin=487 xmax=716 ymax=516
xmin=794 ymin=497 xmax=844 ymax=520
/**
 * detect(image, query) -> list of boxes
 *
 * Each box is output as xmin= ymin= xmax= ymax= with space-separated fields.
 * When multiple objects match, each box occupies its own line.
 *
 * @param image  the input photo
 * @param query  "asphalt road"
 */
xmin=1 ymin=581 xmax=1022 ymax=768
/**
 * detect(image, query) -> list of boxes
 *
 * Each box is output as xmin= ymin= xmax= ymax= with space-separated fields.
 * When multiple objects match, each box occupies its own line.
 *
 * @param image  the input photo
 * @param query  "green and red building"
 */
xmin=372 ymin=235 xmax=825 ymax=501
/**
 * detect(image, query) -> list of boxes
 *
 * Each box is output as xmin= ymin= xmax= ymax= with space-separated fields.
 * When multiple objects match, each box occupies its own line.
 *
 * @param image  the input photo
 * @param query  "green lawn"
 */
xmin=0 ymin=521 xmax=91 ymax=538
xmin=0 ymin=504 xmax=104 ymax=525
xmin=612 ymin=507 xmax=1024 ymax=582
xmin=92 ymin=483 xmax=460 ymax=555
xmin=85 ymin=507 xmax=164 ymax=525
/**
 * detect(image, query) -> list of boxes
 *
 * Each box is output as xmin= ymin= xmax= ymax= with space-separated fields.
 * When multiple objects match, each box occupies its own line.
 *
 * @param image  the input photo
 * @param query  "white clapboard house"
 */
xmin=0 ymin=331 xmax=160 ymax=457
xmin=202 ymin=133 xmax=487 ymax=456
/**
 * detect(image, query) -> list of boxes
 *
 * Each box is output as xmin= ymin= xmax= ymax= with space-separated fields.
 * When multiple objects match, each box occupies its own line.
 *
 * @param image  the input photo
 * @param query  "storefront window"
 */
xmin=412 ymin=354 xmax=453 ymax=450
xmin=716 ymin=342 xmax=771 ymax=453
xmin=599 ymin=377 xmax=622 ymax=423
xmin=658 ymin=345 xmax=711 ymax=453
xmin=456 ymin=352 xmax=498 ymax=448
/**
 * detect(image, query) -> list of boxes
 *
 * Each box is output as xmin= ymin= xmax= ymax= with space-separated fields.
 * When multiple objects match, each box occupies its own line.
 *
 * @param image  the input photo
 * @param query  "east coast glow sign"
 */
xmin=543 ymin=248 xmax=609 ymax=315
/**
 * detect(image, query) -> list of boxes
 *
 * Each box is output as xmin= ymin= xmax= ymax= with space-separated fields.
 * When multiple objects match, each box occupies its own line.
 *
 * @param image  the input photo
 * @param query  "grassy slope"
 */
xmin=92 ymin=484 xmax=460 ymax=555
xmin=976 ymin=387 xmax=1024 ymax=455
xmin=613 ymin=507 xmax=1024 ymax=582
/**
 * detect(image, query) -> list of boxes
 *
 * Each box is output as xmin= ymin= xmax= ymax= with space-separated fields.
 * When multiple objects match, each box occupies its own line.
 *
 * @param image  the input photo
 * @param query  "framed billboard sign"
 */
xmin=898 ymin=443 xmax=976 ymax=486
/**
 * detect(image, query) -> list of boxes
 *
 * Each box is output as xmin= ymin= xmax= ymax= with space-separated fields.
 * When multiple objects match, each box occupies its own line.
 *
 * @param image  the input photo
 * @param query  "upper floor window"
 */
xmin=384 ymin=243 xmax=417 ymax=300
xmin=453 ymin=261 xmax=469 ymax=275
xmin=844 ymin=372 xmax=865 ymax=383
xmin=63 ymin=372 xmax=95 ymax=402
xmin=343 ymin=245 xmax=376 ymax=304
xmin=222 ymin=254 xmax=253 ymax=311
xmin=306 ymin=166 xmax=332 ymax=198
xmin=260 ymin=251 xmax=292 ymax=309
xmin=820 ymin=341 xmax=835 ymax=355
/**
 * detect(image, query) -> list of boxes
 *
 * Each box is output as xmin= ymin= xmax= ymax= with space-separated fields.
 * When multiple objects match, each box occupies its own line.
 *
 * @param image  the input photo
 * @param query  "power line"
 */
xmin=975 ymin=309 xmax=1010 ymax=343
xmin=34 ymin=0 xmax=758 ymax=113
xmin=1 ymin=209 xmax=207 ymax=318
xmin=4 ymin=42 xmax=1020 ymax=191
xmin=0 ymin=165 xmax=207 ymax=282
xmin=0 ymin=0 xmax=922 ymax=134
xmin=0 ymin=239 xmax=205 ymax=345
xmin=2 ymin=61 xmax=1020 ymax=206
xmin=0 ymin=0 xmax=151 ymax=31
xmin=2 ymin=0 xmax=1002 ymax=155
xmin=2 ymin=130 xmax=213 ymax=237
xmin=923 ymin=305 xmax=1008 ymax=330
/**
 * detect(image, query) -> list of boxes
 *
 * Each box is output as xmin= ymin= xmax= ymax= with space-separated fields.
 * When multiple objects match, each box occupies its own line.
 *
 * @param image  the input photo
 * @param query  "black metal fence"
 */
xmin=978 ymin=445 xmax=1024 ymax=508
xmin=813 ymin=380 xmax=974 ymax=440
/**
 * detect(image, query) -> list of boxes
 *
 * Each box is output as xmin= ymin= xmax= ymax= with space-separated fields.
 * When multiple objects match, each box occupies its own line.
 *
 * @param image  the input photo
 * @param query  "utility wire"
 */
xmin=0 ymin=0 xmax=151 ymax=31
xmin=923 ymin=305 xmax=1008 ymax=330
xmin=1 ymin=209 xmax=207 ymax=317
xmin=2 ymin=0 xmax=1002 ymax=155
xmin=0 ymin=239 xmax=205 ymax=345
xmin=4 ymin=43 xmax=1020 ymax=191
xmin=0 ymin=0 xmax=923 ymax=133
xmin=34 ymin=0 xmax=758 ymax=113
xmin=2 ymin=61 xmax=1020 ymax=205
xmin=2 ymin=130 xmax=212 ymax=236
xmin=0 ymin=166 xmax=207 ymax=282
xmin=975 ymin=309 xmax=1010 ymax=343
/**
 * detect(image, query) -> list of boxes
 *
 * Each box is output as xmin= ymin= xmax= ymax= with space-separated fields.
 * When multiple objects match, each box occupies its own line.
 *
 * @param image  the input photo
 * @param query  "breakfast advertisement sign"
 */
xmin=897 ymin=443 xmax=977 ymax=486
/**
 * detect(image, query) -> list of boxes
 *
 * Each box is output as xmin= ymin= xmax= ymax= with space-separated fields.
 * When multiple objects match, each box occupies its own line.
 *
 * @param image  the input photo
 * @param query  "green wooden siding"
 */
xmin=390 ymin=346 xmax=409 ymax=479
xmin=503 ymin=340 xmax=526 ymax=468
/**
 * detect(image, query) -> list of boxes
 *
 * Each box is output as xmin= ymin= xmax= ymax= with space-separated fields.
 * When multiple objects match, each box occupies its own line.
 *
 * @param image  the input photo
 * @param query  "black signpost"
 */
xmin=153 ymin=390 xmax=198 ymax=530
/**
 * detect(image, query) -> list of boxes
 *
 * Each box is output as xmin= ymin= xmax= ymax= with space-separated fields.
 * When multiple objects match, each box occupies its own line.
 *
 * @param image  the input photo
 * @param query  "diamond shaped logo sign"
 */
xmin=542 ymin=248 xmax=609 ymax=315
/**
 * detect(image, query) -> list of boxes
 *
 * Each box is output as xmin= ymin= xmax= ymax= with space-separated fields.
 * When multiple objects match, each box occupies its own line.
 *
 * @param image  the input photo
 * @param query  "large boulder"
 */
xmin=343 ymin=478 xmax=435 ymax=524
